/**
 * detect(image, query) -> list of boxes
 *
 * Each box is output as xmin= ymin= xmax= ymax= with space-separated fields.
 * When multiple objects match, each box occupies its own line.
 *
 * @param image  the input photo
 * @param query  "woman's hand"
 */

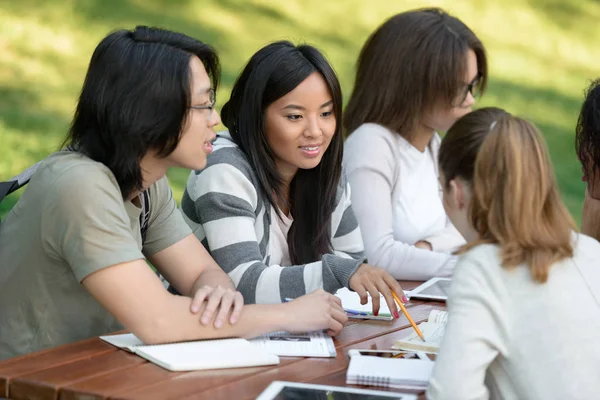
xmin=281 ymin=290 xmax=348 ymax=336
xmin=190 ymin=285 xmax=244 ymax=328
xmin=348 ymin=264 xmax=407 ymax=318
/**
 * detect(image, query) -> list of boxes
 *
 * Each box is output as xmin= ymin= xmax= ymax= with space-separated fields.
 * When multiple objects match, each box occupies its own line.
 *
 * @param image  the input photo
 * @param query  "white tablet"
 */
xmin=257 ymin=381 xmax=417 ymax=400
xmin=406 ymin=277 xmax=452 ymax=301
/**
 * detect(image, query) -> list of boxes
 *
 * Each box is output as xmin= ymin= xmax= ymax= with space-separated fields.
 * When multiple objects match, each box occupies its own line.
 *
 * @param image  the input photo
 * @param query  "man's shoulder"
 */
xmin=38 ymin=151 xmax=119 ymax=191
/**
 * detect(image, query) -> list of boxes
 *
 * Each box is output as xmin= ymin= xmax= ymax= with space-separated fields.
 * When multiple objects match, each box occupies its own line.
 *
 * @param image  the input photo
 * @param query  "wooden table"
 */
xmin=0 ymin=281 xmax=445 ymax=400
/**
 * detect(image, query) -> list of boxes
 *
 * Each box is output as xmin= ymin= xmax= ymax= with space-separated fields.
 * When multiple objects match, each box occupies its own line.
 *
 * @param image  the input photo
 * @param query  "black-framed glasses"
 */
xmin=452 ymin=74 xmax=481 ymax=107
xmin=189 ymin=89 xmax=216 ymax=117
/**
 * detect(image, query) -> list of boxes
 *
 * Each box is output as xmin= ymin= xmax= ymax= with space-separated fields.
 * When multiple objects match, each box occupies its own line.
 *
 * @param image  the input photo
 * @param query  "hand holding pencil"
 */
xmin=391 ymin=291 xmax=425 ymax=341
xmin=348 ymin=263 xmax=408 ymax=319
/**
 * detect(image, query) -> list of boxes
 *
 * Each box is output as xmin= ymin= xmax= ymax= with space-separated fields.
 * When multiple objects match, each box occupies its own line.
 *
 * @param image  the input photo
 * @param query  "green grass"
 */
xmin=1 ymin=0 xmax=599 ymax=223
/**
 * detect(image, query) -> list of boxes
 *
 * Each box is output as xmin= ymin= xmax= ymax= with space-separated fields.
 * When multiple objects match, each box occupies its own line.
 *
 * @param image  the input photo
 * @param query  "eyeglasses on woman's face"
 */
xmin=452 ymin=74 xmax=481 ymax=107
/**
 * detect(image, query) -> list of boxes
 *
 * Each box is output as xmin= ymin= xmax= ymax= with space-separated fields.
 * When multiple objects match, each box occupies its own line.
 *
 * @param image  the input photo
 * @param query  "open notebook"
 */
xmin=250 ymin=331 xmax=336 ymax=357
xmin=100 ymin=333 xmax=280 ymax=372
xmin=393 ymin=309 xmax=447 ymax=353
xmin=335 ymin=287 xmax=393 ymax=321
xmin=346 ymin=355 xmax=434 ymax=390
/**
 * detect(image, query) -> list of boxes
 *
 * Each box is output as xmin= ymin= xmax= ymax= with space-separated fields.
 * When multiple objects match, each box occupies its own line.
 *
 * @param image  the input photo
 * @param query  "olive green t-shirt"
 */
xmin=0 ymin=151 xmax=192 ymax=360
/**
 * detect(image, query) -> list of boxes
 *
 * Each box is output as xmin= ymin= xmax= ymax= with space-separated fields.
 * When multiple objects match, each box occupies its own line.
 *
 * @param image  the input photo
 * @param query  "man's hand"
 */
xmin=190 ymin=285 xmax=244 ymax=328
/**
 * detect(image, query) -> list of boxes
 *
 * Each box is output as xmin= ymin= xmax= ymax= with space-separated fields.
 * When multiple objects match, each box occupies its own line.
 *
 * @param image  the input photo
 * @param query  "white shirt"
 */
xmin=268 ymin=206 xmax=294 ymax=266
xmin=427 ymin=233 xmax=600 ymax=400
xmin=392 ymin=135 xmax=447 ymax=244
xmin=344 ymin=123 xmax=464 ymax=280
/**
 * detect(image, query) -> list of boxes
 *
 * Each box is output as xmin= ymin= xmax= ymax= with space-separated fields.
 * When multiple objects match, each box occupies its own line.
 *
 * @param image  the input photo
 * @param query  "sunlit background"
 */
xmin=1 ymin=0 xmax=598 ymax=223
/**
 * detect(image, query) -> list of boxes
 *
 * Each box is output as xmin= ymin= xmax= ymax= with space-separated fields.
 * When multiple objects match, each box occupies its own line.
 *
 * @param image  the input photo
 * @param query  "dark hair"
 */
xmin=576 ymin=78 xmax=600 ymax=193
xmin=63 ymin=26 xmax=220 ymax=198
xmin=344 ymin=7 xmax=487 ymax=138
xmin=221 ymin=41 xmax=343 ymax=265
xmin=439 ymin=107 xmax=575 ymax=283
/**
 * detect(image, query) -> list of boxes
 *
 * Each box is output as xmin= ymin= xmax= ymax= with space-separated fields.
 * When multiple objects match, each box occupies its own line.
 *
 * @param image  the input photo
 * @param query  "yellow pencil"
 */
xmin=391 ymin=292 xmax=425 ymax=341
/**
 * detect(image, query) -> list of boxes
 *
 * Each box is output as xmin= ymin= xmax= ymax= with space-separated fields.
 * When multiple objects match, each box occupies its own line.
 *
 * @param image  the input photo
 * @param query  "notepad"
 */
xmin=392 ymin=309 xmax=447 ymax=353
xmin=346 ymin=354 xmax=434 ymax=390
xmin=100 ymin=333 xmax=280 ymax=372
xmin=335 ymin=287 xmax=393 ymax=321
xmin=250 ymin=330 xmax=336 ymax=357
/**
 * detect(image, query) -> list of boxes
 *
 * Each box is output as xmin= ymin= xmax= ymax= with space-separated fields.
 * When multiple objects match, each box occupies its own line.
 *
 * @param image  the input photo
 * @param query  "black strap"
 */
xmin=139 ymin=189 xmax=151 ymax=244
xmin=0 ymin=161 xmax=43 ymax=204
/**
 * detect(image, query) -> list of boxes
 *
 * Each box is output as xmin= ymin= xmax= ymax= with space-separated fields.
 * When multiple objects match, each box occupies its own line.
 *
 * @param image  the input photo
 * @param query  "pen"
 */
xmin=344 ymin=308 xmax=369 ymax=316
xmin=344 ymin=309 xmax=392 ymax=317
xmin=391 ymin=291 xmax=426 ymax=341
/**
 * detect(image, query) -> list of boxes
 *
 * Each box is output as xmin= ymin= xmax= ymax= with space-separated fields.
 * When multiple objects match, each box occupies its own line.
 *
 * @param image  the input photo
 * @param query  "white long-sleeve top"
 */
xmin=344 ymin=123 xmax=464 ymax=280
xmin=427 ymin=233 xmax=600 ymax=400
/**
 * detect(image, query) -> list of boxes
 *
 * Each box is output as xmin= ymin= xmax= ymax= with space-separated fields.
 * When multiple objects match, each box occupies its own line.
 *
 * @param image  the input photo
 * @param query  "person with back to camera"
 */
xmin=427 ymin=107 xmax=600 ymax=400
xmin=344 ymin=8 xmax=488 ymax=280
xmin=180 ymin=40 xmax=407 ymax=318
xmin=576 ymin=78 xmax=600 ymax=242
xmin=0 ymin=26 xmax=348 ymax=361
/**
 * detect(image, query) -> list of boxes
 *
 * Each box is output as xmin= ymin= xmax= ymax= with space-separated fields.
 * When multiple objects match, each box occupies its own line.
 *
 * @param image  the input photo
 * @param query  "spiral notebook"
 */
xmin=346 ymin=355 xmax=434 ymax=390
xmin=100 ymin=333 xmax=280 ymax=372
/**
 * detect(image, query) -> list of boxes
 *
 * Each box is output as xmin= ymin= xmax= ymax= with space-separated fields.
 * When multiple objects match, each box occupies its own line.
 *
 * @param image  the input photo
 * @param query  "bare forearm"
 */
xmin=137 ymin=296 xmax=285 ymax=344
xmin=189 ymin=267 xmax=236 ymax=296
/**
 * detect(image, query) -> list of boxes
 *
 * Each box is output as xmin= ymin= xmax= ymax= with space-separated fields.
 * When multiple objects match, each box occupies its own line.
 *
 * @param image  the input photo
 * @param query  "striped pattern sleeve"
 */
xmin=181 ymin=144 xmax=365 ymax=304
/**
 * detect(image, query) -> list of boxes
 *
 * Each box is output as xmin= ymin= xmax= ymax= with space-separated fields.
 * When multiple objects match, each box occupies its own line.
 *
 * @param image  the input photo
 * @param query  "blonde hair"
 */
xmin=439 ymin=107 xmax=576 ymax=283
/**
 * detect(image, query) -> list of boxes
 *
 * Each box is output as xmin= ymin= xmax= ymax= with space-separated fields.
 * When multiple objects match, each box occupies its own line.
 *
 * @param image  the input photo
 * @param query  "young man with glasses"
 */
xmin=0 ymin=26 xmax=347 ymax=361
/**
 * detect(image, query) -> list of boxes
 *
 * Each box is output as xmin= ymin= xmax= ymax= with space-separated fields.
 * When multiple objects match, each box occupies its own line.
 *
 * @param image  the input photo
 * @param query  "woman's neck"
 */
xmin=409 ymin=123 xmax=436 ymax=153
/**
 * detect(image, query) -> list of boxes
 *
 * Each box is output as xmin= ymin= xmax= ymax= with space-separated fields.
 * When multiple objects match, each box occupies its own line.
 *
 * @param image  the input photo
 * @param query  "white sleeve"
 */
xmin=344 ymin=125 xmax=456 ymax=280
xmin=426 ymin=247 xmax=511 ymax=400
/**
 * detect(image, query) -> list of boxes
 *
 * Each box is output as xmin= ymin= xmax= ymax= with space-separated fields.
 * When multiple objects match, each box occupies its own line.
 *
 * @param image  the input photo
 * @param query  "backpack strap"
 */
xmin=139 ymin=189 xmax=151 ymax=244
xmin=0 ymin=161 xmax=43 ymax=204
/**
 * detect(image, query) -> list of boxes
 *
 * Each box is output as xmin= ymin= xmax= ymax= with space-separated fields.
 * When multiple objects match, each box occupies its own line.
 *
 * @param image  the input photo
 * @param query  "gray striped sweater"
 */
xmin=181 ymin=131 xmax=367 ymax=304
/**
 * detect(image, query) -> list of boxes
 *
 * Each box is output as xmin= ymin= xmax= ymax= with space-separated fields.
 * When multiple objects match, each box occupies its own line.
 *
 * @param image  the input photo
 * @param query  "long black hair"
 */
xmin=221 ymin=41 xmax=343 ymax=265
xmin=576 ymin=78 xmax=600 ymax=193
xmin=63 ymin=26 xmax=220 ymax=199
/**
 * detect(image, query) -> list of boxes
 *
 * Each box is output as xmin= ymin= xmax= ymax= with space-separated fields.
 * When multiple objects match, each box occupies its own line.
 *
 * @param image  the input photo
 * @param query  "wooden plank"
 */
xmin=0 ymin=338 xmax=116 ymax=398
xmin=110 ymin=358 xmax=301 ymax=400
xmin=9 ymin=350 xmax=143 ymax=400
xmin=60 ymin=363 xmax=185 ymax=400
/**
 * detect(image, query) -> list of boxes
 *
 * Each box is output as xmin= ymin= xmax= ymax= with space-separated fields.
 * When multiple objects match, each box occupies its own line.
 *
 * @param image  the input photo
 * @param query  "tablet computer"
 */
xmin=257 ymin=381 xmax=417 ymax=400
xmin=406 ymin=277 xmax=451 ymax=301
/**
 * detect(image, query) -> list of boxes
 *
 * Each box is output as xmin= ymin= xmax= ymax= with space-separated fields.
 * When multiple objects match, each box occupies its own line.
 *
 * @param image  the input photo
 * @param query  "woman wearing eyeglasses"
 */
xmin=343 ymin=8 xmax=488 ymax=280
xmin=181 ymin=41 xmax=406 ymax=316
